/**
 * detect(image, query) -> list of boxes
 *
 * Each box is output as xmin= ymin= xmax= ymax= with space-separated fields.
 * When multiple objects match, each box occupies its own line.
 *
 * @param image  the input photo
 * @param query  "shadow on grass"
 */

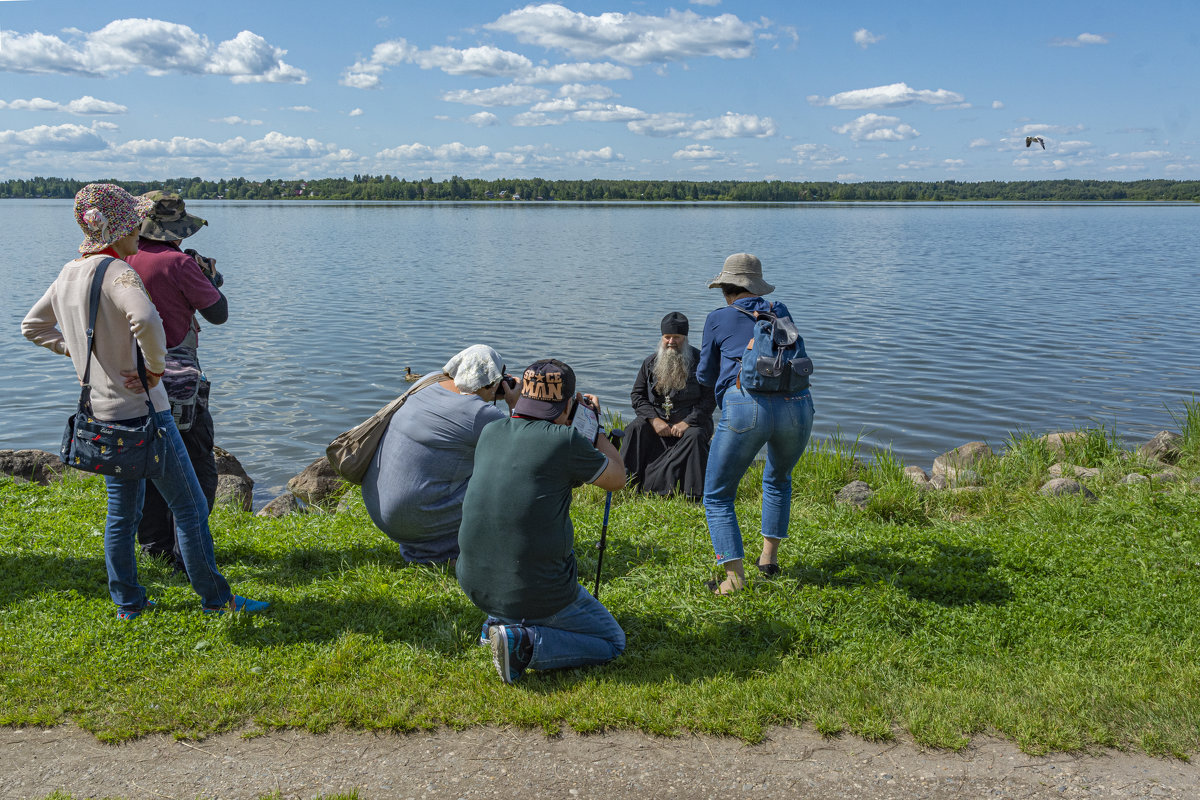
xmin=795 ymin=541 xmax=1013 ymax=607
xmin=0 ymin=554 xmax=110 ymax=606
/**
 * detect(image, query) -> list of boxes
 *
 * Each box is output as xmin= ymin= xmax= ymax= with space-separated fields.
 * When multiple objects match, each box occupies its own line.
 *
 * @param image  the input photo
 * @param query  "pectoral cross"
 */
xmin=662 ymin=395 xmax=674 ymax=417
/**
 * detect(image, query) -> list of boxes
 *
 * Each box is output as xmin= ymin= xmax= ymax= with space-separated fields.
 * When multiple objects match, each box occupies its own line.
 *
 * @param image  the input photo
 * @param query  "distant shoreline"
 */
xmin=4 ymin=176 xmax=1199 ymax=203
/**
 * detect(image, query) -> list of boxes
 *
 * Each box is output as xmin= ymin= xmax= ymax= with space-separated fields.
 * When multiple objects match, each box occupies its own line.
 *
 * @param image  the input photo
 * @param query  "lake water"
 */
xmin=4 ymin=200 xmax=1198 ymax=505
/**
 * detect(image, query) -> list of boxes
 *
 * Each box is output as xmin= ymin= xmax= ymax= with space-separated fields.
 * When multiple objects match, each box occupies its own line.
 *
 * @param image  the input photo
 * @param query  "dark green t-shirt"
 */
xmin=456 ymin=417 xmax=608 ymax=619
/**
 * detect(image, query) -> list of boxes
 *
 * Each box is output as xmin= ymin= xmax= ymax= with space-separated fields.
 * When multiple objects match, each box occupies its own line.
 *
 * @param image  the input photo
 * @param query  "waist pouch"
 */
xmin=161 ymin=344 xmax=210 ymax=433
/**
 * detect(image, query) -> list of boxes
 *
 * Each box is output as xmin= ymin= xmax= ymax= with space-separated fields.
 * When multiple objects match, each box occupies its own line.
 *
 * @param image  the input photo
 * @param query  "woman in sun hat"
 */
xmin=361 ymin=344 xmax=521 ymax=565
xmin=695 ymin=252 xmax=815 ymax=595
xmin=21 ymin=183 xmax=268 ymax=619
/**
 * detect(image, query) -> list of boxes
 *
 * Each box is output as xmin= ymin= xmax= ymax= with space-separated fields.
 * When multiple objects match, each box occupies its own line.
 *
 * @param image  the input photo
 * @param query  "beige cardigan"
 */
xmin=23 ymin=254 xmax=171 ymax=421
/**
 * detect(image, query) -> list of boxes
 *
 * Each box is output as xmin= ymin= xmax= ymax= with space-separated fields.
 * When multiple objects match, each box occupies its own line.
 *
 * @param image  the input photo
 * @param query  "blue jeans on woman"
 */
xmin=104 ymin=410 xmax=233 ymax=612
xmin=703 ymin=388 xmax=815 ymax=565
xmin=485 ymin=584 xmax=625 ymax=671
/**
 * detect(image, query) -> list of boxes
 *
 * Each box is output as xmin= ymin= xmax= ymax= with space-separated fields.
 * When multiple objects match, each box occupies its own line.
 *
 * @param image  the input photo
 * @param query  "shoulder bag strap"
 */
xmin=79 ymin=257 xmax=115 ymax=415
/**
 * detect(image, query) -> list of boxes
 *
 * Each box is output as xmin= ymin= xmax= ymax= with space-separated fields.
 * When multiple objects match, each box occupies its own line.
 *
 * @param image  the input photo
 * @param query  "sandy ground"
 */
xmin=2 ymin=725 xmax=1197 ymax=800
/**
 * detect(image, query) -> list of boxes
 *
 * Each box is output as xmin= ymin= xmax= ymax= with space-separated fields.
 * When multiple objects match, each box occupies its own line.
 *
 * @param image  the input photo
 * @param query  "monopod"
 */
xmin=593 ymin=428 xmax=624 ymax=600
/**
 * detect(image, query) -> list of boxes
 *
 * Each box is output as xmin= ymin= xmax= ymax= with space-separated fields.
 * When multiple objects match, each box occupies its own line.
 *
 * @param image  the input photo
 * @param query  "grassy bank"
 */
xmin=2 ymin=419 xmax=1199 ymax=755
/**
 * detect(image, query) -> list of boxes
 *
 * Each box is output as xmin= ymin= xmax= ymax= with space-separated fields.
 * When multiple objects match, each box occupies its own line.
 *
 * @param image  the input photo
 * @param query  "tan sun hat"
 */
xmin=706 ymin=252 xmax=774 ymax=295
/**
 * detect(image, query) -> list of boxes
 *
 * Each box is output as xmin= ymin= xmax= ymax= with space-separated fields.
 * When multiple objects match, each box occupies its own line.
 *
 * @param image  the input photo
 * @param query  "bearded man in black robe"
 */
xmin=620 ymin=312 xmax=716 ymax=501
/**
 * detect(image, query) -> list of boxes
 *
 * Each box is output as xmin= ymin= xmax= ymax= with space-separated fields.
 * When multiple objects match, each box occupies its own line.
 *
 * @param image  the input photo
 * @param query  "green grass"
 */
xmin=3 ymin=419 xmax=1200 ymax=756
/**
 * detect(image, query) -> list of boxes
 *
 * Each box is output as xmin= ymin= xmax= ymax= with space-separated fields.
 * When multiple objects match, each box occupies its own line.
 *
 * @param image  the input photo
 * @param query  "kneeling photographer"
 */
xmin=456 ymin=358 xmax=626 ymax=685
xmin=361 ymin=345 xmax=519 ymax=565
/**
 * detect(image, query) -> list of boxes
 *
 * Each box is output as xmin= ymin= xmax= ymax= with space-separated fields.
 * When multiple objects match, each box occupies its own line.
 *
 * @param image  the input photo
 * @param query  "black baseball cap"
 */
xmin=512 ymin=359 xmax=576 ymax=421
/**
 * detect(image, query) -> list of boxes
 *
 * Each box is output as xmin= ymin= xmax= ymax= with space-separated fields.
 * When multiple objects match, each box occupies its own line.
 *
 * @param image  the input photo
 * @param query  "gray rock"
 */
xmin=929 ymin=474 xmax=950 ymax=490
xmin=0 ymin=449 xmax=65 ymax=485
xmin=1038 ymin=431 xmax=1085 ymax=457
xmin=1139 ymin=431 xmax=1183 ymax=465
xmin=835 ymin=480 xmax=872 ymax=508
xmin=949 ymin=486 xmax=984 ymax=495
xmin=932 ymin=441 xmax=993 ymax=478
xmin=257 ymin=492 xmax=301 ymax=518
xmin=215 ymin=474 xmax=253 ymax=511
xmin=1048 ymin=463 xmax=1100 ymax=480
xmin=903 ymin=465 xmax=929 ymax=486
xmin=213 ymin=445 xmax=251 ymax=479
xmin=287 ymin=456 xmax=347 ymax=509
xmin=1191 ymin=477 xmax=1200 ymax=488
xmin=1121 ymin=473 xmax=1150 ymax=485
xmin=949 ymin=469 xmax=982 ymax=488
xmin=1149 ymin=471 xmax=1182 ymax=484
xmin=1039 ymin=478 xmax=1097 ymax=500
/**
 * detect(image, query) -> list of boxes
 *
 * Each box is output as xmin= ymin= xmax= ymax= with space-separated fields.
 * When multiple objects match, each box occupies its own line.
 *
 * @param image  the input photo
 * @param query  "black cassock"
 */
xmin=620 ymin=346 xmax=716 ymax=500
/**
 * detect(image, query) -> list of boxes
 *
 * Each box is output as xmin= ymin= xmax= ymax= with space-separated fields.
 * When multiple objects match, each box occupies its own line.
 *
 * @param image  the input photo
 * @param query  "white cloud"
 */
xmin=286 ymin=106 xmax=317 ymax=113
xmin=0 ymin=121 xmax=110 ymax=151
xmin=510 ymin=112 xmax=566 ymax=127
xmin=992 ymin=100 xmax=1004 ymax=110
xmin=485 ymin=4 xmax=761 ymax=65
xmin=571 ymin=102 xmax=646 ymax=122
xmin=853 ymin=29 xmax=883 ymax=49
xmin=567 ymin=146 xmax=619 ymax=161
xmin=348 ymin=108 xmax=364 ymax=117
xmin=442 ymin=84 xmax=551 ymax=108
xmin=832 ymin=113 xmax=919 ymax=142
xmin=213 ymin=115 xmax=263 ymax=126
xmin=790 ymin=143 xmax=848 ymax=166
xmin=689 ymin=0 xmax=722 ymax=6
xmin=558 ymin=83 xmax=616 ymax=101
xmin=412 ymin=45 xmax=532 ymax=77
xmin=341 ymin=36 xmax=631 ymax=88
xmin=673 ymin=144 xmax=724 ymax=160
xmin=943 ymin=158 xmax=965 ymax=168
xmin=466 ymin=111 xmax=499 ymax=127
xmin=628 ymin=111 xmax=776 ymax=139
xmin=0 ymin=19 xmax=306 ymax=83
xmin=808 ymin=82 xmax=964 ymax=109
xmin=969 ymin=138 xmax=991 ymax=148
xmin=1127 ymin=150 xmax=1169 ymax=159
xmin=520 ymin=62 xmax=633 ymax=84
xmin=0 ymin=95 xmax=127 ymax=115
xmin=1051 ymin=32 xmax=1109 ymax=47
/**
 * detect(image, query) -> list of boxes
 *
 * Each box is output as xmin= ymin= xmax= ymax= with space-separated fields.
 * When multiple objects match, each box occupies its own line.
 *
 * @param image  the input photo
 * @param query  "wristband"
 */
xmin=146 ymin=369 xmax=165 ymax=379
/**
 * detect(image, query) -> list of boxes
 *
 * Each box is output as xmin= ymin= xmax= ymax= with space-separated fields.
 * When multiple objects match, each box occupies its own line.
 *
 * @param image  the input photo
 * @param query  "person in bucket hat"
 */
xmin=696 ymin=253 xmax=815 ymax=595
xmin=22 ymin=184 xmax=267 ymax=618
xmin=126 ymin=190 xmax=230 ymax=576
xmin=457 ymin=358 xmax=627 ymax=684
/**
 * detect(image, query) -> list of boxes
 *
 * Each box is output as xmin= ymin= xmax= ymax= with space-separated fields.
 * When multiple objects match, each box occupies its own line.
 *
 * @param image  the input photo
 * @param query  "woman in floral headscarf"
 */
xmin=22 ymin=183 xmax=268 ymax=619
xmin=362 ymin=344 xmax=520 ymax=565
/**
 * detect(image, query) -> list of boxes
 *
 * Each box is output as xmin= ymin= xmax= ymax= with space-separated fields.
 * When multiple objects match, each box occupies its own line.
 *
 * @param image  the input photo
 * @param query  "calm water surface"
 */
xmin=3 ymin=200 xmax=1198 ymax=504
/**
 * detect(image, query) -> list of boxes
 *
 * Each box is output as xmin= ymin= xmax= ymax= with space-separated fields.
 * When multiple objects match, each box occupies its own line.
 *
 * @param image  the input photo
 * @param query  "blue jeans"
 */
xmin=704 ymin=388 xmax=814 ymax=565
xmin=104 ymin=410 xmax=233 ymax=611
xmin=486 ymin=584 xmax=625 ymax=671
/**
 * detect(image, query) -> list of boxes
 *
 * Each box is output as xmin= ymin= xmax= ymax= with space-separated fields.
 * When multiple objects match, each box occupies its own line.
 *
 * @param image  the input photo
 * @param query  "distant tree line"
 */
xmin=2 ymin=175 xmax=1198 ymax=202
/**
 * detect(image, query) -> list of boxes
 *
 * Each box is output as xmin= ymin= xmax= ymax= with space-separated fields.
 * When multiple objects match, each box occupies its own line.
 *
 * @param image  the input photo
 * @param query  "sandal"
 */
xmin=756 ymin=561 xmax=781 ymax=577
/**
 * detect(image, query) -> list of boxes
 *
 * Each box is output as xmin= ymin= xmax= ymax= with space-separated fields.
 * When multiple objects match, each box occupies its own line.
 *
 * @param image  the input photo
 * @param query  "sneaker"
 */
xmin=203 ymin=595 xmax=270 ymax=615
xmin=478 ymin=620 xmax=499 ymax=646
xmin=489 ymin=624 xmax=533 ymax=684
xmin=116 ymin=599 xmax=157 ymax=621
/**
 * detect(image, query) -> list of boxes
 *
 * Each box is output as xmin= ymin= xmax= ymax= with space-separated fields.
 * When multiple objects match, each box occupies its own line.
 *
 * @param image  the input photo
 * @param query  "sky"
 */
xmin=1 ymin=0 xmax=1197 ymax=182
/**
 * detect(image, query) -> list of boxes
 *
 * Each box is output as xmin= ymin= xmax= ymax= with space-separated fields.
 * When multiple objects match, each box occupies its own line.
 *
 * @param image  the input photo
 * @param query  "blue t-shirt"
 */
xmin=362 ymin=384 xmax=506 ymax=546
xmin=697 ymin=296 xmax=796 ymax=408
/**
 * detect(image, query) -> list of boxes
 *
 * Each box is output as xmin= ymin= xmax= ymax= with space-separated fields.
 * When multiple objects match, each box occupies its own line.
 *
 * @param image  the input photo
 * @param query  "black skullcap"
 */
xmin=660 ymin=312 xmax=689 ymax=336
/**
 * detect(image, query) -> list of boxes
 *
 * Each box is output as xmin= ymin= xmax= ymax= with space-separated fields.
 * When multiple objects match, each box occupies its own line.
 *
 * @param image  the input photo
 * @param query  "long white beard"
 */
xmin=652 ymin=339 xmax=692 ymax=397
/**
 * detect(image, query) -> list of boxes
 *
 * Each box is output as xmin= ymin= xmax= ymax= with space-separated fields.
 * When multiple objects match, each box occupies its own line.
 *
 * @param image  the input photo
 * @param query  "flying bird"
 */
xmin=1026 ymin=136 xmax=1046 ymax=149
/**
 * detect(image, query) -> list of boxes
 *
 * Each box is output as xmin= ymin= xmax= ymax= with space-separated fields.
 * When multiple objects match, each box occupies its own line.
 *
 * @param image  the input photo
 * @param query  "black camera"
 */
xmin=494 ymin=375 xmax=516 ymax=399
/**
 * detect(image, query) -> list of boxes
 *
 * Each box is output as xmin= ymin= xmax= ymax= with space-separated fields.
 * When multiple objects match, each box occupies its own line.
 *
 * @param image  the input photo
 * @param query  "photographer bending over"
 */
xmin=362 ymin=345 xmax=519 ymax=565
xmin=457 ymin=359 xmax=627 ymax=684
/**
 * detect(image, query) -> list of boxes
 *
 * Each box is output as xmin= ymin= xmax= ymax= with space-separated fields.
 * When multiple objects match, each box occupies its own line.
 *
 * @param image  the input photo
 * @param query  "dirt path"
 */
xmin=3 ymin=724 xmax=1196 ymax=799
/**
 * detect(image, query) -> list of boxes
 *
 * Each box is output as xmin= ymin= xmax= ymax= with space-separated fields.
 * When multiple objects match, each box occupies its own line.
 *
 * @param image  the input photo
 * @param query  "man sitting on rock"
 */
xmin=620 ymin=312 xmax=716 ymax=501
